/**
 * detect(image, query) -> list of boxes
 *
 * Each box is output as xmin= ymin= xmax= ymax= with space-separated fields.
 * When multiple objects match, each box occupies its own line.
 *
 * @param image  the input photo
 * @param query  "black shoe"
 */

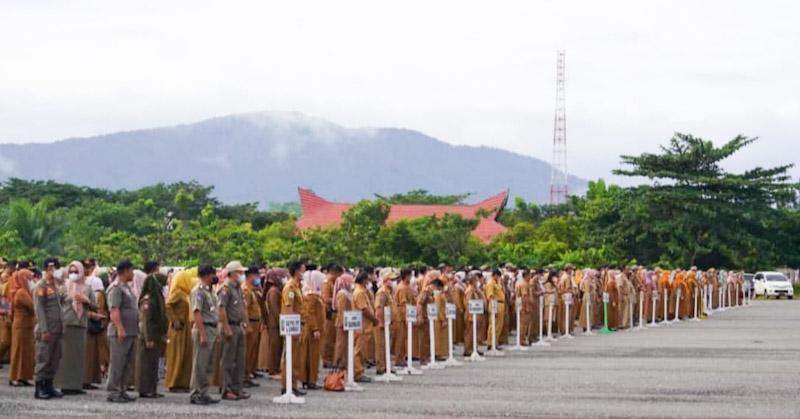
xmin=190 ymin=396 xmax=209 ymax=405
xmin=83 ymin=384 xmax=99 ymax=390
xmin=34 ymin=381 xmax=51 ymax=400
xmin=120 ymin=392 xmax=137 ymax=402
xmin=293 ymin=387 xmax=306 ymax=396
xmin=46 ymin=380 xmax=63 ymax=398
xmin=251 ymin=372 xmax=264 ymax=378
xmin=139 ymin=392 xmax=165 ymax=398
xmin=304 ymin=383 xmax=320 ymax=390
xmin=354 ymin=376 xmax=372 ymax=383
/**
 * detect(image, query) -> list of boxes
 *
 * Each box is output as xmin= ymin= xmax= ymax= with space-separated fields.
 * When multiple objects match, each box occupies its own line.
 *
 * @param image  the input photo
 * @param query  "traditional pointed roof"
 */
xmin=296 ymin=188 xmax=509 ymax=242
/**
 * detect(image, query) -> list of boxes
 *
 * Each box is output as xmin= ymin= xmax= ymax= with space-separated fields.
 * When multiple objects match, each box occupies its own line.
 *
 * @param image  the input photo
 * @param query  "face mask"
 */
xmin=68 ymin=273 xmax=79 ymax=281
xmin=433 ymin=290 xmax=441 ymax=297
xmin=254 ymin=278 xmax=262 ymax=287
xmin=281 ymin=277 xmax=288 ymax=286
xmin=444 ymin=285 xmax=449 ymax=292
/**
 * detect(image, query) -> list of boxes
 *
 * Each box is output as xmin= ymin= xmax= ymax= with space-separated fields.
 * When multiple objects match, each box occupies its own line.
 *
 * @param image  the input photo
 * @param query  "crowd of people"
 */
xmin=0 ymin=257 xmax=750 ymax=406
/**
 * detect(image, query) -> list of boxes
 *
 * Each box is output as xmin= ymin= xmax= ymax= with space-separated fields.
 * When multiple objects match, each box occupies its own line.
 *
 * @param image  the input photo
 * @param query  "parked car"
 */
xmin=753 ymin=272 xmax=794 ymax=299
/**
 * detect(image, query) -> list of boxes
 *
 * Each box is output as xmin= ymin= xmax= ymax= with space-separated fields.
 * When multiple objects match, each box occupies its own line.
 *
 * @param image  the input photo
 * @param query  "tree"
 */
xmin=0 ymin=198 xmax=64 ymax=259
xmin=609 ymin=133 xmax=798 ymax=268
xmin=375 ymin=189 xmax=470 ymax=205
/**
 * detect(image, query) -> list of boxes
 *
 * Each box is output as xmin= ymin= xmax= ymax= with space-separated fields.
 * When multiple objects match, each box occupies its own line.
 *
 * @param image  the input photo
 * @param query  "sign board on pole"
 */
xmin=468 ymin=299 xmax=484 ymax=314
xmin=279 ymin=314 xmax=301 ymax=336
xmin=406 ymin=305 xmax=417 ymax=322
xmin=548 ymin=294 xmax=556 ymax=306
xmin=602 ymin=292 xmax=609 ymax=303
xmin=446 ymin=303 xmax=456 ymax=320
xmin=344 ymin=310 xmax=363 ymax=331
xmin=564 ymin=292 xmax=573 ymax=305
xmin=427 ymin=304 xmax=438 ymax=318
xmin=490 ymin=299 xmax=498 ymax=314
xmin=515 ymin=297 xmax=522 ymax=308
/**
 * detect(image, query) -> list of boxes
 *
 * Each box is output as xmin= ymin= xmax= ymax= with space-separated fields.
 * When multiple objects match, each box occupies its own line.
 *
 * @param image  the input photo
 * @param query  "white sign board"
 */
xmin=468 ymin=299 xmax=484 ymax=315
xmin=279 ymin=314 xmax=301 ymax=336
xmin=653 ymin=291 xmax=659 ymax=300
xmin=406 ymin=304 xmax=417 ymax=322
xmin=383 ymin=306 xmax=392 ymax=325
xmin=344 ymin=310 xmax=363 ymax=331
xmin=548 ymin=294 xmax=556 ymax=306
xmin=490 ymin=299 xmax=498 ymax=314
xmin=515 ymin=297 xmax=522 ymax=308
xmin=602 ymin=292 xmax=609 ymax=303
xmin=427 ymin=304 xmax=438 ymax=318
xmin=446 ymin=303 xmax=456 ymax=320
xmin=564 ymin=292 xmax=573 ymax=304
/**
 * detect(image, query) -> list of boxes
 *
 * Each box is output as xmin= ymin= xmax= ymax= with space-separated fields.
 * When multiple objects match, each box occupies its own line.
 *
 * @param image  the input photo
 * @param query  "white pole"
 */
xmin=507 ymin=299 xmax=528 ymax=350
xmin=344 ymin=329 xmax=363 ymax=391
xmin=650 ymin=292 xmax=658 ymax=327
xmin=272 ymin=335 xmax=305 ymax=404
xmin=533 ymin=295 xmax=550 ymax=346
xmin=399 ymin=321 xmax=422 ymax=375
xmin=692 ymin=287 xmax=699 ymax=321
xmin=443 ymin=317 xmax=464 ymax=365
xmin=636 ymin=291 xmax=644 ymax=330
xmin=486 ymin=300 xmax=504 ymax=356
xmin=563 ymin=298 xmax=573 ymax=339
xmin=467 ymin=313 xmax=485 ymax=361
xmin=585 ymin=293 xmax=594 ymax=335
xmin=423 ymin=317 xmax=444 ymax=368
xmin=546 ymin=302 xmax=555 ymax=341
xmin=375 ymin=309 xmax=402 ymax=382
xmin=673 ymin=289 xmax=682 ymax=322
xmin=663 ymin=289 xmax=669 ymax=324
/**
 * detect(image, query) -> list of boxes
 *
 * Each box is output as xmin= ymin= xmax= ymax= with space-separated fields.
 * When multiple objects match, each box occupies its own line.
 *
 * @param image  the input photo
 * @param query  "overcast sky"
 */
xmin=1 ymin=1 xmax=798 ymax=184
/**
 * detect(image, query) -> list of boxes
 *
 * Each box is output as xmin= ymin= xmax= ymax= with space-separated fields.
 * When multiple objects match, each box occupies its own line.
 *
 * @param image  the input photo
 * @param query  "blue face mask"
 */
xmin=254 ymin=278 xmax=262 ymax=287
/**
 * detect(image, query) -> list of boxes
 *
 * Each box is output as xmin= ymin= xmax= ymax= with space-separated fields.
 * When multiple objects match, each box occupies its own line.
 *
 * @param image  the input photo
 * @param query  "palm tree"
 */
xmin=0 ymin=198 xmax=63 ymax=257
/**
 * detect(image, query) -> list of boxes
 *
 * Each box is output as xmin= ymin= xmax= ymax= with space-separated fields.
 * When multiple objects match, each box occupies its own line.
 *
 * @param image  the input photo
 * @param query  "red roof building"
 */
xmin=296 ymin=188 xmax=509 ymax=242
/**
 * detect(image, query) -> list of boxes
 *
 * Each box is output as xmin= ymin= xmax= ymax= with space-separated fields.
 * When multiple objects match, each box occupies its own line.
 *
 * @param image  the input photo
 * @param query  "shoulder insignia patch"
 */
xmin=288 ymin=291 xmax=295 ymax=299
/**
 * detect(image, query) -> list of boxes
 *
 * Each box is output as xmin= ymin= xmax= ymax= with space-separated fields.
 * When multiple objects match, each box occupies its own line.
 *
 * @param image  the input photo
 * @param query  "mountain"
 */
xmin=0 ymin=111 xmax=585 ymax=207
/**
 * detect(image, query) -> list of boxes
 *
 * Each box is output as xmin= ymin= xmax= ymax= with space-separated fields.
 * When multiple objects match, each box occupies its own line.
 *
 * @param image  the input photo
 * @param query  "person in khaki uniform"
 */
xmin=241 ymin=267 xmax=262 ymax=388
xmin=578 ymin=269 xmax=597 ymax=333
xmin=484 ymin=270 xmax=505 ymax=349
xmin=514 ymin=270 xmax=534 ymax=345
xmin=392 ymin=269 xmax=412 ymax=366
xmin=34 ymin=258 xmax=66 ymax=400
xmin=463 ymin=272 xmax=483 ymax=356
xmin=280 ymin=261 xmax=306 ymax=396
xmin=451 ymin=274 xmax=466 ymax=345
xmin=321 ymin=265 xmax=342 ymax=368
xmin=415 ymin=276 xmax=434 ymax=366
xmin=299 ymin=270 xmax=325 ymax=390
xmin=189 ymin=265 xmax=221 ymax=405
xmin=264 ymin=269 xmax=284 ymax=377
xmin=433 ymin=279 xmax=448 ymax=359
xmin=217 ymin=261 xmax=250 ymax=401
xmin=374 ymin=268 xmax=398 ymax=374
xmin=0 ymin=262 xmax=14 ymax=365
xmin=352 ymin=271 xmax=378 ymax=382
xmin=333 ymin=273 xmax=353 ymax=369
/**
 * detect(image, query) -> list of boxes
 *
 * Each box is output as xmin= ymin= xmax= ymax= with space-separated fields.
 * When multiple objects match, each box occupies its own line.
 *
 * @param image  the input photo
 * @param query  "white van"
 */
xmin=753 ymin=272 xmax=794 ymax=299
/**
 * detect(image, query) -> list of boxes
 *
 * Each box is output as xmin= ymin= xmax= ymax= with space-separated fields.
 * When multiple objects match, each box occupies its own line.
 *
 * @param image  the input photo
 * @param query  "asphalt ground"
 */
xmin=1 ymin=299 xmax=798 ymax=418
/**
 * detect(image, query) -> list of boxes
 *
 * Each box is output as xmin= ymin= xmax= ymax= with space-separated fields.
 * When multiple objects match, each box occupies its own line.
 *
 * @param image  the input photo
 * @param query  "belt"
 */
xmin=228 ymin=321 xmax=241 ymax=326
xmin=203 ymin=322 xmax=216 ymax=327
xmin=249 ymin=319 xmax=260 ymax=322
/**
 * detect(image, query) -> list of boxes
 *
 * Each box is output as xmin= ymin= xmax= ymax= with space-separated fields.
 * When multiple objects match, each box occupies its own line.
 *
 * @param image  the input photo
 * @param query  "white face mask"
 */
xmin=68 ymin=273 xmax=79 ymax=281
xmin=433 ymin=290 xmax=441 ymax=297
xmin=280 ymin=277 xmax=288 ymax=286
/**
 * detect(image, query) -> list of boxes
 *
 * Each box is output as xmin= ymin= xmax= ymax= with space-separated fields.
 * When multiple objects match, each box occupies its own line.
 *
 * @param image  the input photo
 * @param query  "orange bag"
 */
xmin=323 ymin=369 xmax=345 ymax=392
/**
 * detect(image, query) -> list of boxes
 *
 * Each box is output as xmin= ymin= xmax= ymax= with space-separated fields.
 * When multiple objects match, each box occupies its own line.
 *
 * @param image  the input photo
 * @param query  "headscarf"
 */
xmin=66 ymin=261 xmax=87 ymax=319
xmin=140 ymin=272 xmax=167 ymax=340
xmin=302 ymin=270 xmax=325 ymax=296
xmin=167 ymin=268 xmax=198 ymax=321
xmin=334 ymin=273 xmax=354 ymax=301
xmin=9 ymin=269 xmax=33 ymax=315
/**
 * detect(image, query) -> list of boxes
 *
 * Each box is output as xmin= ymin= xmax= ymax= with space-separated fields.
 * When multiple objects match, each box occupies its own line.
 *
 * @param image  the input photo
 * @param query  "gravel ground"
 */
xmin=1 ymin=299 xmax=798 ymax=418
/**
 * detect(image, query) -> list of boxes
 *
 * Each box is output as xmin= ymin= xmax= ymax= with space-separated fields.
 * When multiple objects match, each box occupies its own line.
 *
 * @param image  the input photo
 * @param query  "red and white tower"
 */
xmin=549 ymin=50 xmax=568 ymax=205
